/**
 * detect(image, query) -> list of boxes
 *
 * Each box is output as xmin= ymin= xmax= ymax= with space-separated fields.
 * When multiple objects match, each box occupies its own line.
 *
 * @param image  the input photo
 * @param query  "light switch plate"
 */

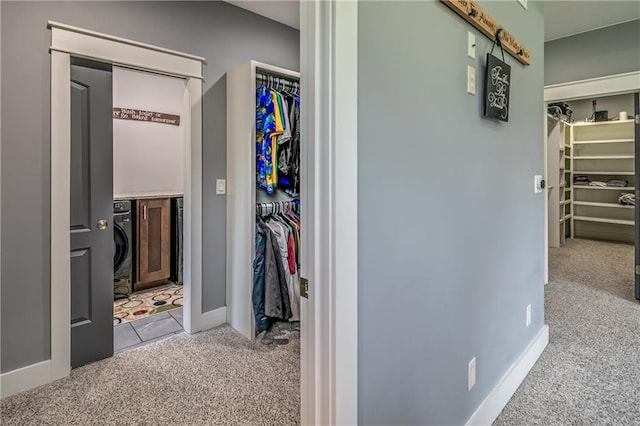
xmin=467 ymin=32 xmax=476 ymax=59
xmin=216 ymin=179 xmax=226 ymax=195
xmin=467 ymin=65 xmax=476 ymax=95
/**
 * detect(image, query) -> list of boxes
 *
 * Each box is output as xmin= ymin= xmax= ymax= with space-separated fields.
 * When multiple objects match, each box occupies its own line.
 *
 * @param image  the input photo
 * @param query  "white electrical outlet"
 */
xmin=468 ymin=357 xmax=476 ymax=391
xmin=526 ymin=304 xmax=532 ymax=327
xmin=467 ymin=32 xmax=476 ymax=59
xmin=216 ymin=179 xmax=226 ymax=195
xmin=467 ymin=65 xmax=476 ymax=95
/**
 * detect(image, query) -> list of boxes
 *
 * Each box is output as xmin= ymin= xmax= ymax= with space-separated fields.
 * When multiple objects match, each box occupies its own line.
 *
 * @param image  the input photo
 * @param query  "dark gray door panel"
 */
xmin=70 ymin=59 xmax=113 ymax=368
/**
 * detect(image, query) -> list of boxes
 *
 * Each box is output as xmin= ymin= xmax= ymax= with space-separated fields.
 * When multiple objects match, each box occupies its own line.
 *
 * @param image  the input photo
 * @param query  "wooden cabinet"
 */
xmin=135 ymin=198 xmax=171 ymax=290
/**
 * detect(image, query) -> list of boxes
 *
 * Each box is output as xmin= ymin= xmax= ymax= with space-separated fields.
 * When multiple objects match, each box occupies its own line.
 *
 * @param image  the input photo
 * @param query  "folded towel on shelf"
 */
xmin=574 ymin=175 xmax=590 ymax=185
xmin=619 ymin=193 xmax=635 ymax=206
xmin=589 ymin=181 xmax=607 ymax=187
xmin=607 ymin=179 xmax=628 ymax=188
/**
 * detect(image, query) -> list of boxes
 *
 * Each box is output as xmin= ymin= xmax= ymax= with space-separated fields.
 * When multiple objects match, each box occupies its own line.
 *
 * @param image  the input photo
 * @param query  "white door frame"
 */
xmin=49 ymin=21 xmax=205 ymax=382
xmin=300 ymin=1 xmax=359 ymax=425
xmin=543 ymin=71 xmax=640 ymax=282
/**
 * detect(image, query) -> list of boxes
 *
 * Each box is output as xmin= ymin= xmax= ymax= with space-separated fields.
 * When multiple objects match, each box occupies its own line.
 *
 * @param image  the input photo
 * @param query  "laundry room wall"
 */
xmin=113 ymin=67 xmax=185 ymax=198
xmin=0 ymin=1 xmax=299 ymax=374
xmin=545 ymin=20 xmax=640 ymax=85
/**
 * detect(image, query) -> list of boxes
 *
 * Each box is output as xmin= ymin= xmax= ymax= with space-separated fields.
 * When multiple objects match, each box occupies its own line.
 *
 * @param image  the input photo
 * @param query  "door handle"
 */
xmin=143 ymin=205 xmax=147 ymax=220
xmin=97 ymin=219 xmax=108 ymax=230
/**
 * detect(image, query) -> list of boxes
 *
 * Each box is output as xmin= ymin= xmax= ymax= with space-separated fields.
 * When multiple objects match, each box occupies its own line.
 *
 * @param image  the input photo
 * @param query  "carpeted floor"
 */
xmin=3 ymin=238 xmax=637 ymax=425
xmin=495 ymin=238 xmax=640 ymax=425
xmin=1 ymin=323 xmax=300 ymax=425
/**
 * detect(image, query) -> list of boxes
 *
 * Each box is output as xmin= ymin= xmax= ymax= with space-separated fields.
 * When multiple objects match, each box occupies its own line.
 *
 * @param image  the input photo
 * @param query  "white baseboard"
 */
xmin=0 ymin=360 xmax=52 ymax=399
xmin=197 ymin=306 xmax=227 ymax=332
xmin=466 ymin=325 xmax=550 ymax=426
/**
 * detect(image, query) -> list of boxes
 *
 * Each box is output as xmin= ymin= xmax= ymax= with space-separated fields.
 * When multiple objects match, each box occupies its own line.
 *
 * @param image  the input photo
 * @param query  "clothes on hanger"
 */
xmin=253 ymin=201 xmax=301 ymax=333
xmin=253 ymin=222 xmax=269 ymax=334
xmin=255 ymin=81 xmax=300 ymax=196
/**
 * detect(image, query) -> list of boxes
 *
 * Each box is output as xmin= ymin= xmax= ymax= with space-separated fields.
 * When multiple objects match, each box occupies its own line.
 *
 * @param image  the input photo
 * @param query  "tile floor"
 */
xmin=114 ymin=308 xmax=184 ymax=352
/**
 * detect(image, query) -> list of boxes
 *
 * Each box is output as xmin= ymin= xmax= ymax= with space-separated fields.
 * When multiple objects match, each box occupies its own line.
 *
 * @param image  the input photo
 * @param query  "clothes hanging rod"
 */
xmin=256 ymin=200 xmax=300 ymax=216
xmin=255 ymin=72 xmax=299 ymax=83
xmin=256 ymin=72 xmax=299 ymax=91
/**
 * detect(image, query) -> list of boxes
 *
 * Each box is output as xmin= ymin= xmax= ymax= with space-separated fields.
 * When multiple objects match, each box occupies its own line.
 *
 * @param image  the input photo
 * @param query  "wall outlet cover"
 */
xmin=468 ymin=357 xmax=476 ymax=391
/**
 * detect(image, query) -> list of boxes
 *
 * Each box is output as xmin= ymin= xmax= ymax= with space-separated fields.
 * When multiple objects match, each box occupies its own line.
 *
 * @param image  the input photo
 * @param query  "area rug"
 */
xmin=113 ymin=283 xmax=182 ymax=325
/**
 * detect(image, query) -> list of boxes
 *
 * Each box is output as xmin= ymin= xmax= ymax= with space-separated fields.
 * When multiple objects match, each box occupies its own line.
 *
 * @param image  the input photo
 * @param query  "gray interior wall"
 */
xmin=0 ymin=1 xmax=299 ymax=373
xmin=545 ymin=19 xmax=640 ymax=85
xmin=566 ymin=93 xmax=634 ymax=122
xmin=358 ymin=1 xmax=545 ymax=424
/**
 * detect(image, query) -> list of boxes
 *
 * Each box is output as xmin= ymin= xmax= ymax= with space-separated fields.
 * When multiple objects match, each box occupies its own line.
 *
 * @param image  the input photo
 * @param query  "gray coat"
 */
xmin=263 ymin=224 xmax=292 ymax=320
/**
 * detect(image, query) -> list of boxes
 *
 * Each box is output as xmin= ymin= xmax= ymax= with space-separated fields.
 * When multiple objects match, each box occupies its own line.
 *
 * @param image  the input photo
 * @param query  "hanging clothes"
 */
xmin=263 ymin=220 xmax=292 ymax=320
xmin=256 ymin=86 xmax=277 ymax=194
xmin=253 ymin=201 xmax=301 ymax=333
xmin=278 ymin=92 xmax=300 ymax=197
xmin=253 ymin=222 xmax=269 ymax=333
xmin=264 ymin=217 xmax=300 ymax=322
xmin=255 ymin=83 xmax=300 ymax=196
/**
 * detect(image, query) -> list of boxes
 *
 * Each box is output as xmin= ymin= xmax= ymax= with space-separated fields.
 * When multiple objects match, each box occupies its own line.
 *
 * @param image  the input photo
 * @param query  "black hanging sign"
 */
xmin=484 ymin=53 xmax=511 ymax=122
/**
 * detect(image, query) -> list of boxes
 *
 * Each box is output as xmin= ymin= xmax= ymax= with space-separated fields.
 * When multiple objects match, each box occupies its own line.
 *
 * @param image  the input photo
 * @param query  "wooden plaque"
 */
xmin=113 ymin=107 xmax=180 ymax=126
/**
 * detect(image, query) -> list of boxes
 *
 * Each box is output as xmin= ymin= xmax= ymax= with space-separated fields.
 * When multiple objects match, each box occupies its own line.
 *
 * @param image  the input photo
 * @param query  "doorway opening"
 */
xmin=110 ymin=67 xmax=188 ymax=353
xmin=544 ymin=78 xmax=640 ymax=303
xmin=49 ymin=20 xmax=204 ymax=380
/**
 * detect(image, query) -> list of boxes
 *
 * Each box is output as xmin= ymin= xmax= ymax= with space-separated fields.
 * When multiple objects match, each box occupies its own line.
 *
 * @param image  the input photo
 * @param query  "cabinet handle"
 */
xmin=143 ymin=205 xmax=147 ymax=220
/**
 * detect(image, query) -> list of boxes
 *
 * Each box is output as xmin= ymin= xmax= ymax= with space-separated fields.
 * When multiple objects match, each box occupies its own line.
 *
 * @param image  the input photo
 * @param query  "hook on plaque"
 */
xmin=490 ymin=28 xmax=506 ymax=62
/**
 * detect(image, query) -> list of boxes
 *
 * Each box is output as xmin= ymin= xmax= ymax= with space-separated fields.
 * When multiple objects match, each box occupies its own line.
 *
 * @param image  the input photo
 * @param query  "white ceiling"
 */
xmin=544 ymin=1 xmax=640 ymax=41
xmin=224 ymin=0 xmax=300 ymax=29
xmin=224 ymin=0 xmax=640 ymax=42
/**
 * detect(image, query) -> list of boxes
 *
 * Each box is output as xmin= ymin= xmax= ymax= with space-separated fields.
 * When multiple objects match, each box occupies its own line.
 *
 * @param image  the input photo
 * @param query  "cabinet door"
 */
xmin=137 ymin=198 xmax=171 ymax=289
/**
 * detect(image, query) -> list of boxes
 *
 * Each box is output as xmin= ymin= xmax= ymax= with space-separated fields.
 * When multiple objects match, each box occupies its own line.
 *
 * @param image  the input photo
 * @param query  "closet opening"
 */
xmin=226 ymin=62 xmax=302 ymax=347
xmin=546 ymin=91 xmax=639 ymax=302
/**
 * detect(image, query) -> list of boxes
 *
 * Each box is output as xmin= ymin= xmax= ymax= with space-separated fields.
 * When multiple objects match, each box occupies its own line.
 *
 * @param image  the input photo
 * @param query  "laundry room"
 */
xmin=111 ymin=67 xmax=186 ymax=351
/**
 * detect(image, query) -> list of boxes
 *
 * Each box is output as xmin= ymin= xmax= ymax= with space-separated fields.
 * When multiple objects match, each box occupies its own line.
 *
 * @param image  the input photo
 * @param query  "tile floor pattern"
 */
xmin=114 ymin=308 xmax=184 ymax=352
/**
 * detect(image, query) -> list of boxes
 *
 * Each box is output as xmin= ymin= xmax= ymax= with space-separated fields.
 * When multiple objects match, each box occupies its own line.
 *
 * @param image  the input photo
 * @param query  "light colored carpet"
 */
xmin=1 ymin=324 xmax=300 ymax=425
xmin=495 ymin=238 xmax=640 ymax=425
